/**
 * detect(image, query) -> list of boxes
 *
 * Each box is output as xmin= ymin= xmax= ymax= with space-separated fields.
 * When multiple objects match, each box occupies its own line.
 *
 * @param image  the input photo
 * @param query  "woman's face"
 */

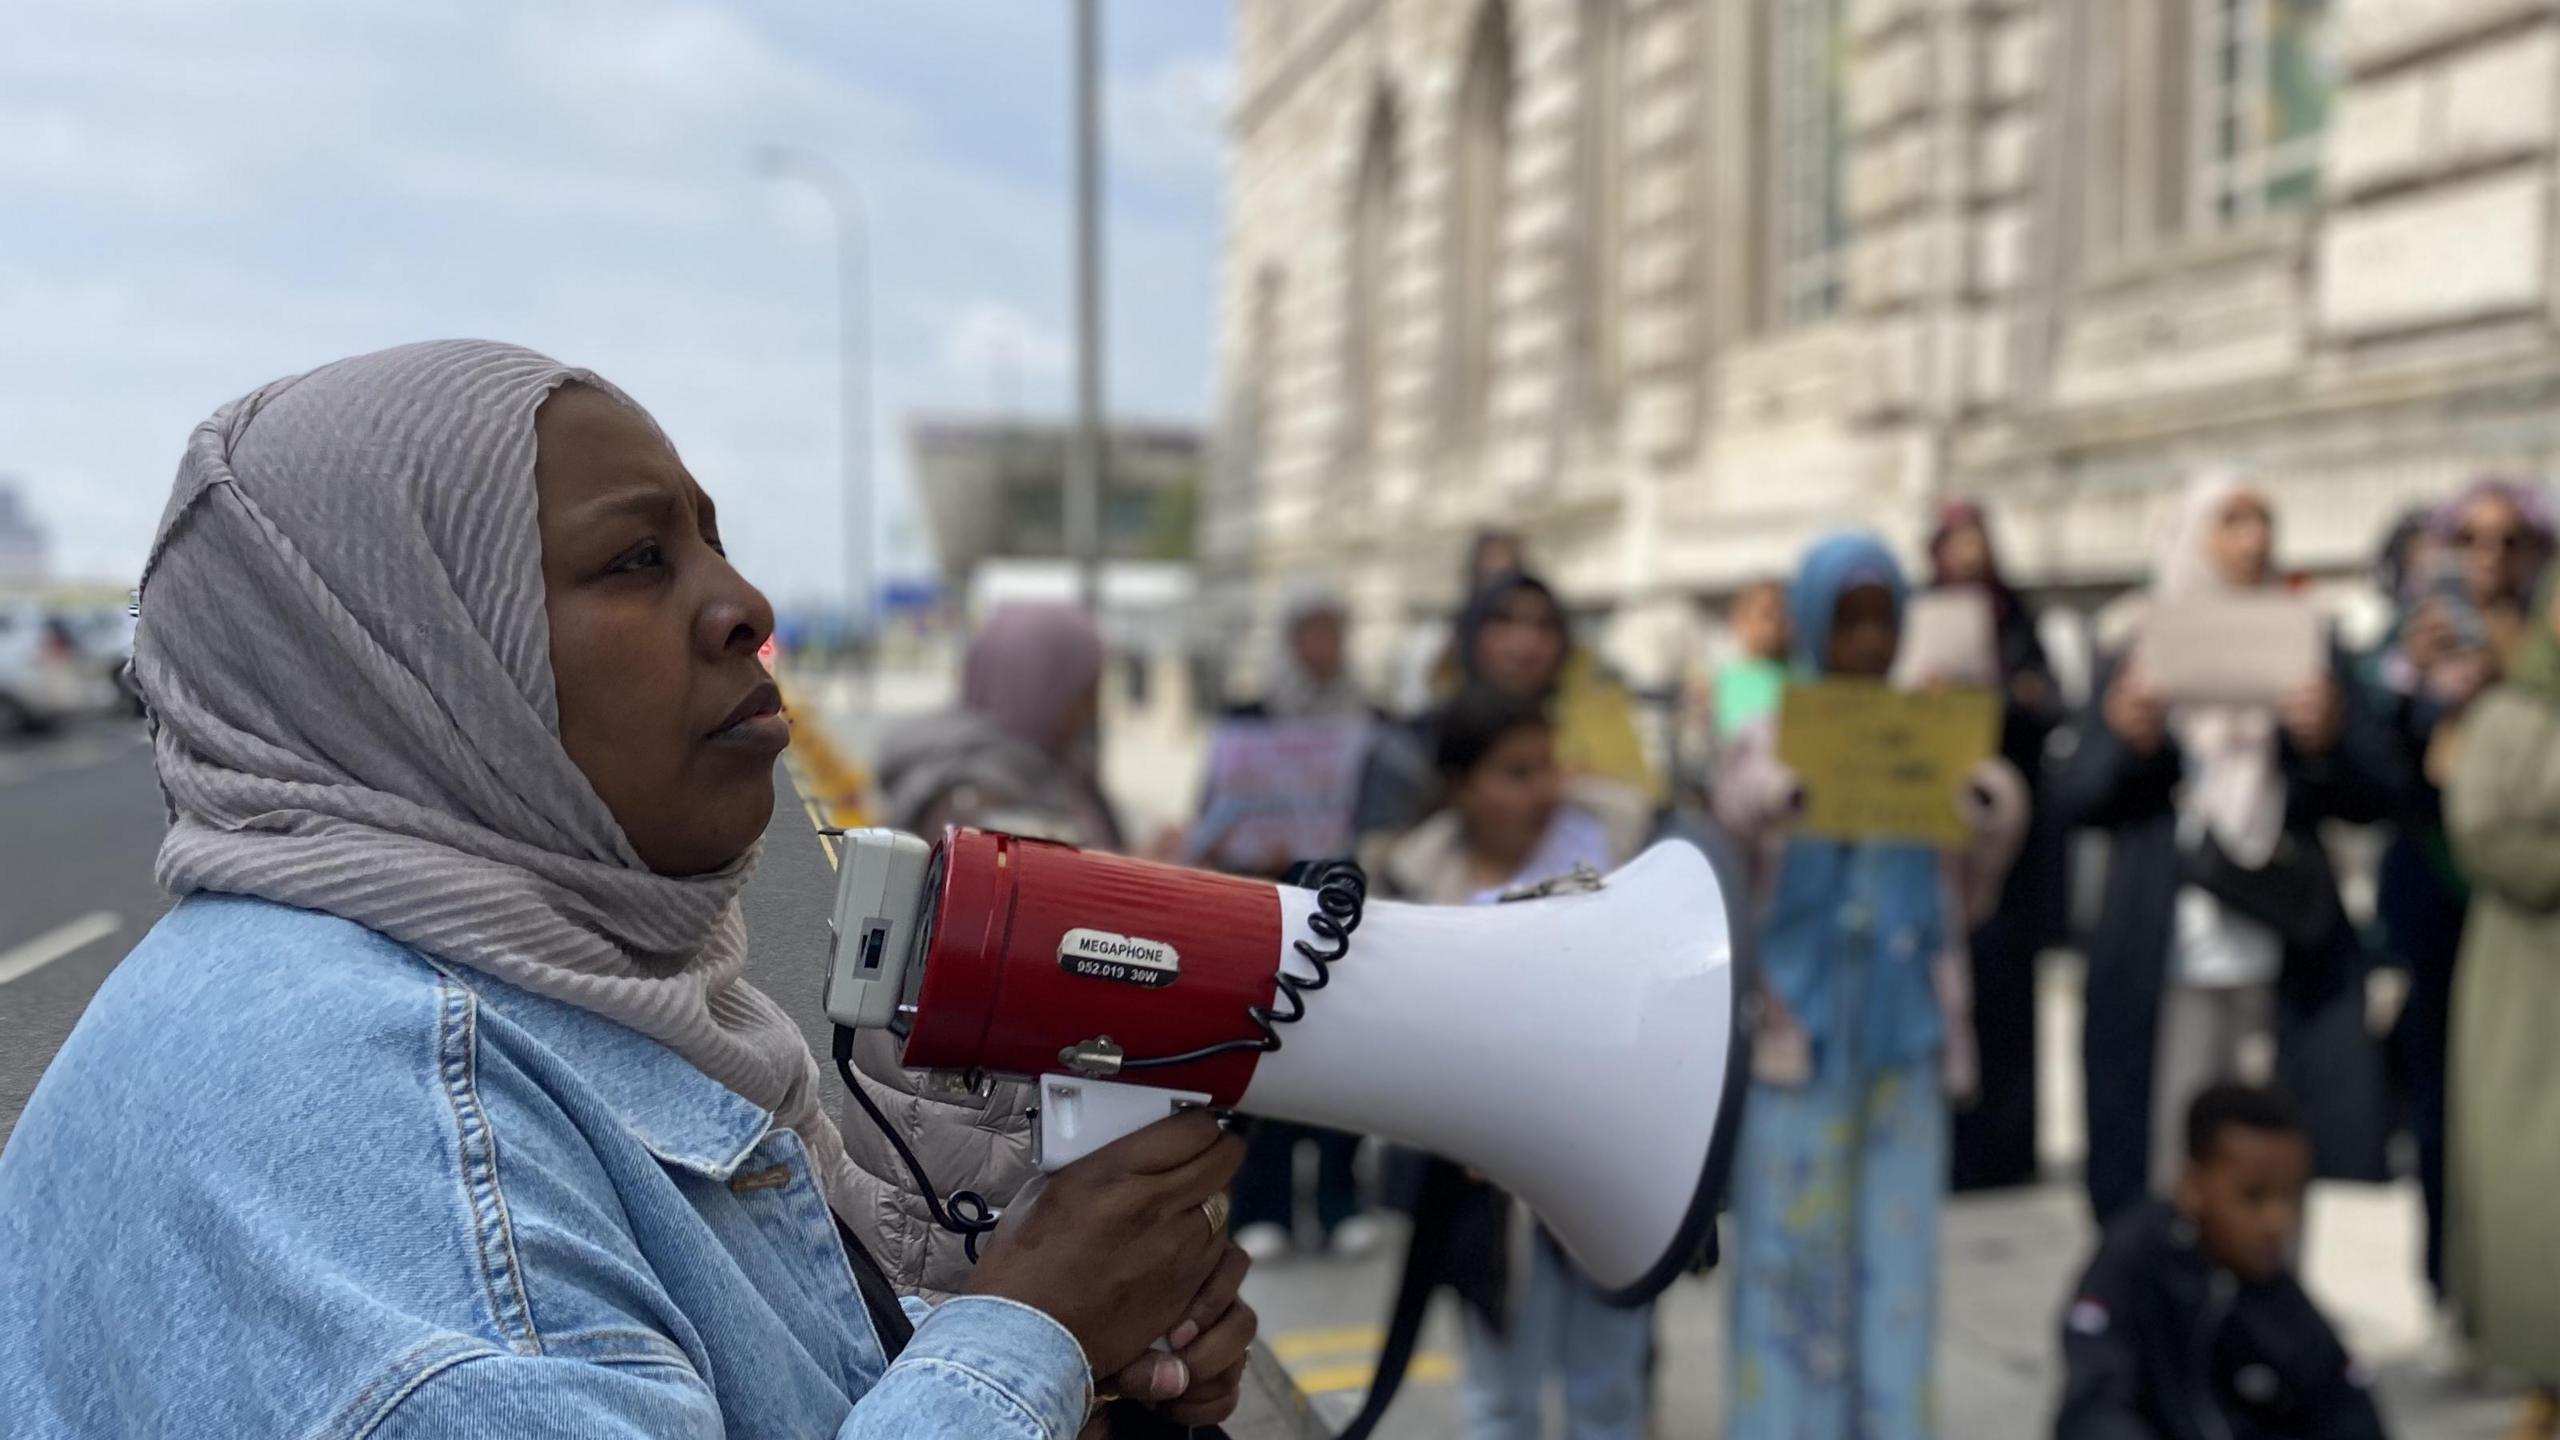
xmin=1454 ymin=724 xmax=1562 ymax=861
xmin=1291 ymin=609 xmax=1347 ymax=685
xmin=2209 ymin=494 xmax=2275 ymax=589
xmin=2451 ymin=492 xmax=2541 ymax=609
xmin=534 ymin=384 xmax=784 ymax=876
xmin=1937 ymin=522 xmax=1992 ymax=585
xmin=1824 ymin=583 xmax=1900 ymax=679
xmin=1474 ymin=590 xmax=1568 ymax=697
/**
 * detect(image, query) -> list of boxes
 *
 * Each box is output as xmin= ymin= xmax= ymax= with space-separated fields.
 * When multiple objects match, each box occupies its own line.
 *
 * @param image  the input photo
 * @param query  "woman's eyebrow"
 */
xmin=567 ymin=487 xmax=685 ymax=530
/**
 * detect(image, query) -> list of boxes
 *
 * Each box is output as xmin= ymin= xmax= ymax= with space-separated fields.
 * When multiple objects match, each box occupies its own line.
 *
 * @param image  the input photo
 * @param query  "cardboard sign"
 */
xmin=1187 ymin=716 xmax=1373 ymax=870
xmin=2132 ymin=596 xmax=2324 ymax=707
xmin=1892 ymin=588 xmax=2001 ymax=690
xmin=1776 ymin=681 xmax=2000 ymax=846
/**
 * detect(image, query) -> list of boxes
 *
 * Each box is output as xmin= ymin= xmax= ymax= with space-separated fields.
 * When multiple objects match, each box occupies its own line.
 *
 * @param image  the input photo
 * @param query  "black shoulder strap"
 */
xmin=836 ymin=1218 xmax=917 ymax=1358
xmin=1336 ymin=1158 xmax=1473 ymax=1440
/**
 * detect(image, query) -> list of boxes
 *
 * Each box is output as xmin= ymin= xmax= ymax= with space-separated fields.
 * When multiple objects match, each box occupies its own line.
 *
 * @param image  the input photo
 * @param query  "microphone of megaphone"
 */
xmin=823 ymin=826 xmax=1747 ymax=1307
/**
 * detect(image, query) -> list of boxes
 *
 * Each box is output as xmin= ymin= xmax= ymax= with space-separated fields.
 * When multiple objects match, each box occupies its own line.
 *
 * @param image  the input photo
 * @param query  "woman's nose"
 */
xmin=696 ymin=566 xmax=776 ymax=660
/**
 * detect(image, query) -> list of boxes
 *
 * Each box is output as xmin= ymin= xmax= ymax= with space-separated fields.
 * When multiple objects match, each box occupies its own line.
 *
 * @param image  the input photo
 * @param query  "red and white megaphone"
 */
xmin=823 ymin=826 xmax=1745 ymax=1306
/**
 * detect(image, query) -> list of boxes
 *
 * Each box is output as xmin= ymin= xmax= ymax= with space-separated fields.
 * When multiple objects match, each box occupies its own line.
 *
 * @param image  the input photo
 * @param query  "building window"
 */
xmin=1770 ymin=0 xmax=1848 ymax=328
xmin=1446 ymin=1 xmax=1512 ymax=439
xmin=2077 ymin=0 xmax=2193 ymax=268
xmin=2196 ymin=0 xmax=2335 ymax=226
xmin=1346 ymin=92 xmax=1399 ymax=464
xmin=1575 ymin=0 xmax=1627 ymax=424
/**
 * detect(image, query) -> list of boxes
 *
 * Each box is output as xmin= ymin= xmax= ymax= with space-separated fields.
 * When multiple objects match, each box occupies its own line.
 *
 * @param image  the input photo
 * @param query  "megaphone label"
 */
xmin=1057 ymin=928 xmax=1182 ymax=989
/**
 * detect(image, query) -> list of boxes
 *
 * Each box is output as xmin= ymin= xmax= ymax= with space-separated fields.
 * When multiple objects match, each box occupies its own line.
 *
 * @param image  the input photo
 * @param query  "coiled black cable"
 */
xmin=832 ymin=1026 xmax=1002 ymax=1262
xmin=1117 ymin=859 xmax=1367 ymax=1072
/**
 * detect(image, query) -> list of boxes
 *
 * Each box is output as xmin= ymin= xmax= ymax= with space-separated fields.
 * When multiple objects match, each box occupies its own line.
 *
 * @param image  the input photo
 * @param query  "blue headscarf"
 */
xmin=1765 ymin=533 xmax=1947 ymax=1076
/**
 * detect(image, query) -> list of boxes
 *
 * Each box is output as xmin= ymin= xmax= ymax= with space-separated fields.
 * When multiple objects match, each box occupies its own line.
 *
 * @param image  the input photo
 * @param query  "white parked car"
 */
xmin=0 ymin=600 xmax=120 ymax=733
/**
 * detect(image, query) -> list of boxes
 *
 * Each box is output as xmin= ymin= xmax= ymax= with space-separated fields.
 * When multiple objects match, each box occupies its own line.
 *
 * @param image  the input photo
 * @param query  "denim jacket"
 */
xmin=0 ymin=895 xmax=1094 ymax=1438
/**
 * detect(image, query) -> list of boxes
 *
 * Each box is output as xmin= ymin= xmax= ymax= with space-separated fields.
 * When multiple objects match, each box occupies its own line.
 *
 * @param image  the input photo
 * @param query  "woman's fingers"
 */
xmin=1153 ymin=1125 xmax=1249 ymax=1201
xmin=1092 ymin=1110 xmax=1230 ymax=1176
xmin=1175 ymin=1294 xmax=1259 ymax=1385
xmin=1107 ymin=1349 xmax=1192 ymax=1404
xmin=1156 ymin=1357 xmax=1251 ymax=1427
xmin=1168 ymin=1244 xmax=1251 ymax=1350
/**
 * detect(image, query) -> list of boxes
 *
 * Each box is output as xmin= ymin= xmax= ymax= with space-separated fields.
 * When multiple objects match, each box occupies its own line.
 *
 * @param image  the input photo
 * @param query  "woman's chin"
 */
xmin=639 ymin=777 xmax=779 ymax=878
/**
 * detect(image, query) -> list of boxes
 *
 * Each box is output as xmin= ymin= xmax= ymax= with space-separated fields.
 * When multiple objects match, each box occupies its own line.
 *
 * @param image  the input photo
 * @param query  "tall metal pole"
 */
xmin=1068 ymin=0 xmax=1106 ymax=614
xmin=755 ymin=147 xmax=872 ymax=661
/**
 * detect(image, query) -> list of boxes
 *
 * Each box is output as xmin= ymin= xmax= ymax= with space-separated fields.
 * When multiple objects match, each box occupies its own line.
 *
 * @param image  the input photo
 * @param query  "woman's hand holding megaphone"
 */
xmin=966 ymin=1110 xmax=1250 ymax=1407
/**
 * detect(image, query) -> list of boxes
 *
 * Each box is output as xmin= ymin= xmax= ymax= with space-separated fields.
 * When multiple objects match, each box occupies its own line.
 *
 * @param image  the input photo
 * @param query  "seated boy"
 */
xmin=2056 ymin=1082 xmax=2387 ymax=1440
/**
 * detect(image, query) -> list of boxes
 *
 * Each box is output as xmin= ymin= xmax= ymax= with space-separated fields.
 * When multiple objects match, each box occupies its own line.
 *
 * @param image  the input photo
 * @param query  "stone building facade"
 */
xmin=1207 ymin=0 xmax=2560 ymax=689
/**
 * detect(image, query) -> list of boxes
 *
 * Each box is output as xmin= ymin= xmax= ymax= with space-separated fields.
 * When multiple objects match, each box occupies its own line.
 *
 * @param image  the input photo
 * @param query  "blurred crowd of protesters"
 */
xmin=868 ymin=463 xmax=2560 ymax=1439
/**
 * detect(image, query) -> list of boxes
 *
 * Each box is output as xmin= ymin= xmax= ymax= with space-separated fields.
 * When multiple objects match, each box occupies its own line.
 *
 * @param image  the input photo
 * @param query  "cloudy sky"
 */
xmin=1 ymin=0 xmax=1232 ymax=607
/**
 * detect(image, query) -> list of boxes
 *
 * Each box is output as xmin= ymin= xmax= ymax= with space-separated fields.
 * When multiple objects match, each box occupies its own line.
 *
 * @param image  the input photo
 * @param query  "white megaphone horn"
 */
xmin=823 ymin=826 xmax=1747 ymax=1305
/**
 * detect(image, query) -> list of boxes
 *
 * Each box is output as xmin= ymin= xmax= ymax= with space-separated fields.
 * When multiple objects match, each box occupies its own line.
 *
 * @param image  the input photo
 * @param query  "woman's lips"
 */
xmin=706 ymin=682 xmax=791 ymax=755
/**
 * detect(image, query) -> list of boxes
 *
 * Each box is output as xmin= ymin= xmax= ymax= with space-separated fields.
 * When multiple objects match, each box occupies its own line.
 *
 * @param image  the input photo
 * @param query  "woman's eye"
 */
xmin=608 ymin=539 xmax=667 ymax=575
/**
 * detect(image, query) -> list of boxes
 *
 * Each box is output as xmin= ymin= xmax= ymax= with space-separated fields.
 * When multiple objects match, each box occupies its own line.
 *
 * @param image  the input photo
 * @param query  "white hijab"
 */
xmin=2155 ymin=469 xmax=2286 ymax=868
xmin=135 ymin=339 xmax=865 ymax=1219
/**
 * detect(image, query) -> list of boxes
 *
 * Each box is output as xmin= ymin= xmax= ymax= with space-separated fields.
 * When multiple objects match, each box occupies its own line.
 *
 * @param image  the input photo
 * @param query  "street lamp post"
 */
xmin=754 ymin=145 xmax=873 ymax=664
xmin=1068 ymin=0 xmax=1106 ymax=615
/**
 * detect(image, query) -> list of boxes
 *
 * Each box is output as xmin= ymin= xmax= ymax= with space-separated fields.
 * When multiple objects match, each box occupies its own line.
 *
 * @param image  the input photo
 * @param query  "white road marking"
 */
xmin=0 ymin=912 xmax=123 ymax=985
xmin=0 ymin=730 xmax=146 ymax=788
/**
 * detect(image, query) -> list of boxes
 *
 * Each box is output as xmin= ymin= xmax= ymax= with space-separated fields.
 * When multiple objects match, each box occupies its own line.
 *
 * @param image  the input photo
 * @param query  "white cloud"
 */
xmin=936 ymin=298 xmax=1073 ymax=400
xmin=1110 ymin=53 xmax=1234 ymax=191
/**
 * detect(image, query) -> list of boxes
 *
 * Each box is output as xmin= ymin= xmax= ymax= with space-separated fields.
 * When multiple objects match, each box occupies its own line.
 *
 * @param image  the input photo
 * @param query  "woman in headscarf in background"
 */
xmin=850 ymin=602 xmax=1129 ymax=1302
xmin=2365 ymin=477 xmax=2555 ymax=1328
xmin=2443 ymin=570 xmax=2560 ymax=1440
xmin=1713 ymin=533 xmax=2026 ymax=1440
xmin=2053 ymin=472 xmax=2409 ymax=1225
xmin=0 ymin=341 xmax=1252 ymax=1437
xmin=874 ymin=602 xmax=1122 ymax=850
xmin=1355 ymin=570 xmax=1658 ymax=847
xmin=1928 ymin=502 xmax=2067 ymax=1191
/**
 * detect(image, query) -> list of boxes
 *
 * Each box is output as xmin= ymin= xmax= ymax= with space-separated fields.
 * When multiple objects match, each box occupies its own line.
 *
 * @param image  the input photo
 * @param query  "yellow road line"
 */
xmin=1267 ymin=1325 xmax=1391 ymax=1362
xmin=1268 ymin=1325 xmax=1459 ymax=1395
xmin=1286 ymin=1353 xmax=1458 ymax=1395
xmin=776 ymin=678 xmax=872 ymax=832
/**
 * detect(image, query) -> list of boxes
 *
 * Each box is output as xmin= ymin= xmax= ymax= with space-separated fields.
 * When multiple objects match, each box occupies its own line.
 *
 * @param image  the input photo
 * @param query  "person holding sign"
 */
xmin=1712 ymin=533 xmax=2026 ymax=1440
xmin=2053 ymin=473 xmax=2410 ymax=1228
xmin=1199 ymin=583 xmax=1387 ymax=1264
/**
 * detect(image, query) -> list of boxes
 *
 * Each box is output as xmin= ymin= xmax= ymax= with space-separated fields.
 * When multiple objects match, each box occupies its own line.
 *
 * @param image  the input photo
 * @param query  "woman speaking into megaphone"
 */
xmin=0 ymin=342 xmax=1256 ymax=1438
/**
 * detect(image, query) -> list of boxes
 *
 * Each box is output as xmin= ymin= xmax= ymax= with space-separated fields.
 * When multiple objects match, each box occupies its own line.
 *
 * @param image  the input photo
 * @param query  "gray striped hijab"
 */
xmin=134 ymin=339 xmax=863 ymax=1219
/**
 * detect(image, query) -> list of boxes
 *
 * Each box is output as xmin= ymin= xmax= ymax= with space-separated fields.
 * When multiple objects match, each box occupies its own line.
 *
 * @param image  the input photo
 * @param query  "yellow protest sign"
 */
xmin=1775 ymin=681 xmax=2000 ymax=846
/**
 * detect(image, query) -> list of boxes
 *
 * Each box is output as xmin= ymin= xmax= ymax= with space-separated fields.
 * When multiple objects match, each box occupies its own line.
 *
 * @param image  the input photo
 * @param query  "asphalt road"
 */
xmin=0 ymin=745 xmax=838 ymax=1150
xmin=0 ymin=720 xmax=171 ymax=1147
